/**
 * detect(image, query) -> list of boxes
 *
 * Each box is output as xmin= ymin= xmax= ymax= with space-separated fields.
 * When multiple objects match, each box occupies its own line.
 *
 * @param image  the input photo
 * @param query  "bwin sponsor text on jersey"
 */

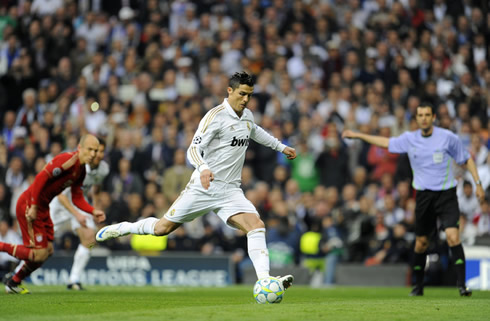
xmin=230 ymin=136 xmax=250 ymax=147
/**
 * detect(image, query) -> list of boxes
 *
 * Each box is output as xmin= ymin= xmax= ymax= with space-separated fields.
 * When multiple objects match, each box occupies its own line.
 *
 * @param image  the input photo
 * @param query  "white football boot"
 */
xmin=96 ymin=223 xmax=130 ymax=242
xmin=277 ymin=275 xmax=294 ymax=290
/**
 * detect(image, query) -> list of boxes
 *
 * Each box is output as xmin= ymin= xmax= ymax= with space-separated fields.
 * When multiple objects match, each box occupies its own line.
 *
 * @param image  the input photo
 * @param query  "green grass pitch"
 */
xmin=1 ymin=286 xmax=489 ymax=321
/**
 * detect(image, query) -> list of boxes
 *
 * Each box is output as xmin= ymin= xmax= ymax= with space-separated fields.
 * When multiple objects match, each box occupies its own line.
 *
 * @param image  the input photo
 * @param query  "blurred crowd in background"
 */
xmin=1 ymin=0 xmax=490 ymax=284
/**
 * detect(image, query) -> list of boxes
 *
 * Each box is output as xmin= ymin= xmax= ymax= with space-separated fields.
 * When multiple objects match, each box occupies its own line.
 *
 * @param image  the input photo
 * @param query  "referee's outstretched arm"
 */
xmin=342 ymin=129 xmax=389 ymax=148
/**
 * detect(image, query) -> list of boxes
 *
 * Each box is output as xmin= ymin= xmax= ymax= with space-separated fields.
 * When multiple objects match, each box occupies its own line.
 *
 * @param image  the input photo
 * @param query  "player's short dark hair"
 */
xmin=416 ymin=103 xmax=435 ymax=115
xmin=229 ymin=71 xmax=254 ymax=89
xmin=97 ymin=137 xmax=106 ymax=147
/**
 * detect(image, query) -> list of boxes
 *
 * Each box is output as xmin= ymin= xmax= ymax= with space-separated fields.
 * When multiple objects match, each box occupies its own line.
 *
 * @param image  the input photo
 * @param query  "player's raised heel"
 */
xmin=277 ymin=275 xmax=294 ymax=290
xmin=96 ymin=223 xmax=129 ymax=242
xmin=4 ymin=276 xmax=30 ymax=294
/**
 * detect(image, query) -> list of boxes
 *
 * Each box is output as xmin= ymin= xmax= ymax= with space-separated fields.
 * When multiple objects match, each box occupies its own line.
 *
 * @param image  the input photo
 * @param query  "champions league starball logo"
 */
xmin=193 ymin=136 xmax=202 ymax=144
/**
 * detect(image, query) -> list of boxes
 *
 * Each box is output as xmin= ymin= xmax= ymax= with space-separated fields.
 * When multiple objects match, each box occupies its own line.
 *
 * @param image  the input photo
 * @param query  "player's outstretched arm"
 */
xmin=342 ymin=129 xmax=390 ymax=148
xmin=282 ymin=146 xmax=296 ymax=160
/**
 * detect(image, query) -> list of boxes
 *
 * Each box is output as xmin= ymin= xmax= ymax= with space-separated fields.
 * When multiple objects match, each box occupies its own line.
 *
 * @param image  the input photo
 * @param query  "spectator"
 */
xmin=289 ymin=140 xmax=318 ymax=193
xmin=315 ymin=131 xmax=350 ymax=190
xmin=107 ymin=158 xmax=144 ymax=202
xmin=15 ymin=88 xmax=43 ymax=129
xmin=161 ymin=149 xmax=193 ymax=204
xmin=367 ymin=125 xmax=399 ymax=181
xmin=458 ymin=180 xmax=480 ymax=221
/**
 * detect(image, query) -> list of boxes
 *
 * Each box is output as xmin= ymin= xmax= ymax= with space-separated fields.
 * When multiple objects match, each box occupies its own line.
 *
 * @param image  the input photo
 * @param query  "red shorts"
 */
xmin=16 ymin=191 xmax=54 ymax=249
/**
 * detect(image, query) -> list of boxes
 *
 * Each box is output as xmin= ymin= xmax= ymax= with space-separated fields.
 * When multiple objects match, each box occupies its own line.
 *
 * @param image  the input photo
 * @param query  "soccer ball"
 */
xmin=253 ymin=277 xmax=284 ymax=304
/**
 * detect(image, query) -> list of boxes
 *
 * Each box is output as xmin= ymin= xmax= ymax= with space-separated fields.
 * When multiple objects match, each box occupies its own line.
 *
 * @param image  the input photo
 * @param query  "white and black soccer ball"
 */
xmin=253 ymin=277 xmax=284 ymax=304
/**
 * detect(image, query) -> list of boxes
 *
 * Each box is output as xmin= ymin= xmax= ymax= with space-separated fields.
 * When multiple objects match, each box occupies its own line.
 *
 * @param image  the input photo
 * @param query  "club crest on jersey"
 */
xmin=53 ymin=167 xmax=62 ymax=177
xmin=35 ymin=234 xmax=43 ymax=242
xmin=231 ymin=136 xmax=249 ymax=147
xmin=193 ymin=136 xmax=202 ymax=144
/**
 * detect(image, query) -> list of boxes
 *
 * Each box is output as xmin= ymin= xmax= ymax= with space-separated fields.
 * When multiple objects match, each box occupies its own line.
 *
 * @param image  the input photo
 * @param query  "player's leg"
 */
xmin=96 ymin=216 xmax=181 ymax=241
xmin=1 ymin=199 xmax=52 ymax=263
xmin=228 ymin=212 xmax=269 ymax=278
xmin=5 ymin=242 xmax=53 ymax=294
xmin=1 ymin=197 xmax=39 ymax=262
xmin=5 ymin=203 xmax=55 ymax=294
xmin=96 ymin=189 xmax=205 ymax=242
xmin=68 ymin=222 xmax=95 ymax=290
xmin=227 ymin=212 xmax=294 ymax=289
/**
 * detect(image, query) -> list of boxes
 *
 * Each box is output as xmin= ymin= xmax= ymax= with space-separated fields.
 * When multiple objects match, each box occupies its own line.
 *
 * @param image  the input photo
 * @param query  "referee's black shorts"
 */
xmin=414 ymin=187 xmax=460 ymax=236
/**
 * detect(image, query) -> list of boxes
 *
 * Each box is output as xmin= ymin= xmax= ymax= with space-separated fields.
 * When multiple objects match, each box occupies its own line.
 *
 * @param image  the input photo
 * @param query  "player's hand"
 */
xmin=283 ymin=147 xmax=297 ymax=160
xmin=200 ymin=169 xmax=214 ymax=190
xmin=26 ymin=205 xmax=38 ymax=222
xmin=75 ymin=213 xmax=88 ymax=228
xmin=92 ymin=209 xmax=106 ymax=223
xmin=342 ymin=130 xmax=358 ymax=139
xmin=476 ymin=184 xmax=485 ymax=203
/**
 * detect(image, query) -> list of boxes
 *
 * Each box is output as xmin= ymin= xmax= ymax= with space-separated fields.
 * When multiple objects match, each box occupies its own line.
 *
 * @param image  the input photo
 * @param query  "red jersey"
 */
xmin=26 ymin=151 xmax=94 ymax=217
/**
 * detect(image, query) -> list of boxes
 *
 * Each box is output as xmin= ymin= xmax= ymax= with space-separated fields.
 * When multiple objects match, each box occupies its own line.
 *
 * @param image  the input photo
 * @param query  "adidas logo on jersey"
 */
xmin=230 ymin=136 xmax=249 ymax=147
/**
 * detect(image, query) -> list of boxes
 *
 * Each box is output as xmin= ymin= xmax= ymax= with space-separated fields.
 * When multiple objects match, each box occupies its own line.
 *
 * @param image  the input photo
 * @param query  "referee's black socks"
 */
xmin=450 ymin=244 xmax=466 ymax=287
xmin=412 ymin=252 xmax=427 ymax=287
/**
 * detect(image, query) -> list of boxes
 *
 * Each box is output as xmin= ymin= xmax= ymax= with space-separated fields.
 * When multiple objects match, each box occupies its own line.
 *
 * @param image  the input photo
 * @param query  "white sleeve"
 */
xmin=251 ymin=124 xmax=286 ymax=152
xmin=187 ymin=110 xmax=221 ymax=172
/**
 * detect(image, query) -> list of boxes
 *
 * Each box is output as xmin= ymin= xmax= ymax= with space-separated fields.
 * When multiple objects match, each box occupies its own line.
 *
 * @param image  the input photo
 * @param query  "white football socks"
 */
xmin=126 ymin=217 xmax=159 ymax=235
xmin=69 ymin=244 xmax=90 ymax=284
xmin=247 ymin=228 xmax=270 ymax=280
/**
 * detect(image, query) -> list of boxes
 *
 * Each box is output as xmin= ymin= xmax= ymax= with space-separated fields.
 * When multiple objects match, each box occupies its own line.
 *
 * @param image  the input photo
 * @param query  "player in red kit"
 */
xmin=0 ymin=134 xmax=106 ymax=294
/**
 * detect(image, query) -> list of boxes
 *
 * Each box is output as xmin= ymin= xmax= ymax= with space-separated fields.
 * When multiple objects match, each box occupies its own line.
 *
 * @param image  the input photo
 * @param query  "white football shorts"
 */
xmin=50 ymin=201 xmax=96 ymax=234
xmin=164 ymin=179 xmax=259 ymax=228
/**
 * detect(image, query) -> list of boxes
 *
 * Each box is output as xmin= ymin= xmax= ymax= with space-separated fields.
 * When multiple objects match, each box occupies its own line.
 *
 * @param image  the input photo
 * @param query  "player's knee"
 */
xmin=80 ymin=230 xmax=96 ymax=246
xmin=243 ymin=218 xmax=265 ymax=234
xmin=252 ymin=219 xmax=265 ymax=230
xmin=154 ymin=221 xmax=176 ymax=236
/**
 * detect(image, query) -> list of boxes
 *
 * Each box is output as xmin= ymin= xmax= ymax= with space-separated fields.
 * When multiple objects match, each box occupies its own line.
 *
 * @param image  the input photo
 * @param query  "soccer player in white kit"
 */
xmin=50 ymin=138 xmax=109 ymax=290
xmin=96 ymin=71 xmax=297 ymax=290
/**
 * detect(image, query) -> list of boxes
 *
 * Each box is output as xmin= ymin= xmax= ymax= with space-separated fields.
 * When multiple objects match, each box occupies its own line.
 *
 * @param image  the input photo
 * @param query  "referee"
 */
xmin=342 ymin=104 xmax=484 ymax=296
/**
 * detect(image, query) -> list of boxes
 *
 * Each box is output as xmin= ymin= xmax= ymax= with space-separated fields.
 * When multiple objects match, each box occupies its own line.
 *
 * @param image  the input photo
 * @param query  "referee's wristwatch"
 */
xmin=476 ymin=180 xmax=482 ymax=186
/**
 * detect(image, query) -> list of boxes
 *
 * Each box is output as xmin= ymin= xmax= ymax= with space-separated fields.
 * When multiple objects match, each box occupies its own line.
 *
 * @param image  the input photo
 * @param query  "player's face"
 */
xmin=92 ymin=144 xmax=105 ymax=167
xmin=415 ymin=106 xmax=435 ymax=132
xmin=227 ymin=84 xmax=254 ymax=117
xmin=79 ymin=137 xmax=99 ymax=165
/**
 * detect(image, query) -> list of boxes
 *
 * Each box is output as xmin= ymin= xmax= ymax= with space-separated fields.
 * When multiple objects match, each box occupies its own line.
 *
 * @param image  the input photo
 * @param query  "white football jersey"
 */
xmin=50 ymin=160 xmax=109 ymax=224
xmin=187 ymin=99 xmax=285 ymax=186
